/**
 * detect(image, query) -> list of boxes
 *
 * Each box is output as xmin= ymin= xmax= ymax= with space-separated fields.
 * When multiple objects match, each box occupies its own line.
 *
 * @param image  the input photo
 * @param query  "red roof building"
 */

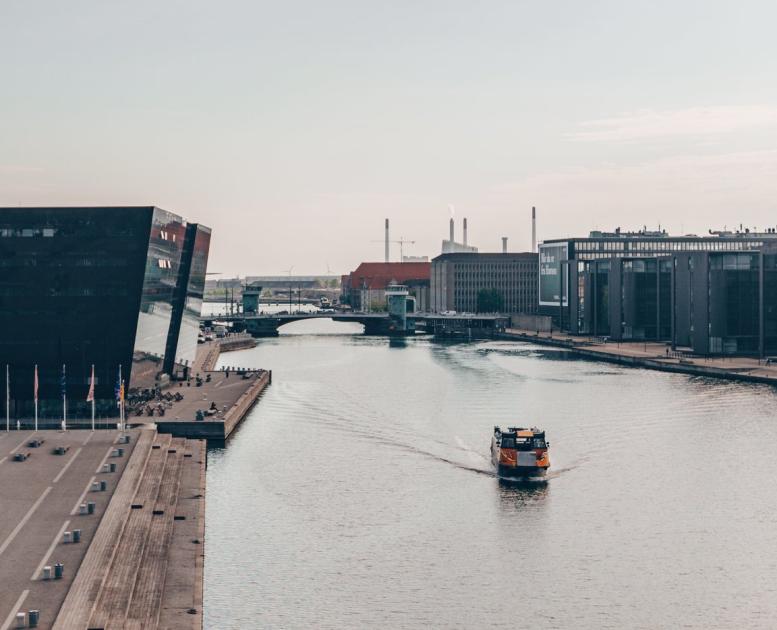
xmin=342 ymin=262 xmax=431 ymax=311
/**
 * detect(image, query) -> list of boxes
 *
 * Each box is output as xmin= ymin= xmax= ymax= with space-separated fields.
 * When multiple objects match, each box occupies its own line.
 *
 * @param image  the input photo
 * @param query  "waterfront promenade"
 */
xmin=149 ymin=336 xmax=270 ymax=440
xmin=502 ymin=328 xmax=777 ymax=385
xmin=0 ymin=427 xmax=205 ymax=630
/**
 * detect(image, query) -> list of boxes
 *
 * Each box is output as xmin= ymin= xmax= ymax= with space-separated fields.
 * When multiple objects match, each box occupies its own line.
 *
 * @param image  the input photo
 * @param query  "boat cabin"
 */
xmin=494 ymin=426 xmax=547 ymax=451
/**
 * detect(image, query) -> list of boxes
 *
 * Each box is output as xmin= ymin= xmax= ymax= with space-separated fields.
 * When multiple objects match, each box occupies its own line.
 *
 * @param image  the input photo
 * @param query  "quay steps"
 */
xmin=52 ymin=430 xmax=204 ymax=630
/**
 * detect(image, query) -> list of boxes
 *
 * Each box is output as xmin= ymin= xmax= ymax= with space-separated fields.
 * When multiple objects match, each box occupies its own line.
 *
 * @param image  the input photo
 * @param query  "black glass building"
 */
xmin=542 ymin=228 xmax=777 ymax=355
xmin=0 ymin=207 xmax=210 ymax=419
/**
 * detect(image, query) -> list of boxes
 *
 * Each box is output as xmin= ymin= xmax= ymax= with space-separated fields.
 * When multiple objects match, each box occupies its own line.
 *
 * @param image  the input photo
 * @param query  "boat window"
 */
xmin=500 ymin=437 xmax=516 ymax=448
xmin=515 ymin=437 xmax=533 ymax=451
xmin=532 ymin=438 xmax=546 ymax=449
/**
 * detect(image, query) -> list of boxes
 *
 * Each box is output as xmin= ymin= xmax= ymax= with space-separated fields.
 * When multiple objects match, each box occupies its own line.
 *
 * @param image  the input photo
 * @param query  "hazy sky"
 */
xmin=2 ymin=1 xmax=776 ymax=275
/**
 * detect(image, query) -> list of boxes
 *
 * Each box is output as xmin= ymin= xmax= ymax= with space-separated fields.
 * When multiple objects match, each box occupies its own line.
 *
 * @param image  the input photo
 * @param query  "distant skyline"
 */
xmin=2 ymin=1 xmax=776 ymax=275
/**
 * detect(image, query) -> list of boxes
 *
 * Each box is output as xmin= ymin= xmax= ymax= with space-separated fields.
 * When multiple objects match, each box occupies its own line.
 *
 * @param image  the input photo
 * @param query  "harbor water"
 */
xmin=204 ymin=318 xmax=777 ymax=629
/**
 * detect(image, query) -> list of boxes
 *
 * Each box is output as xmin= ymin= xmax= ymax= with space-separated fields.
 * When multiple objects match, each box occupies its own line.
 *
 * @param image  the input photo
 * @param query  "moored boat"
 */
xmin=490 ymin=426 xmax=550 ymax=478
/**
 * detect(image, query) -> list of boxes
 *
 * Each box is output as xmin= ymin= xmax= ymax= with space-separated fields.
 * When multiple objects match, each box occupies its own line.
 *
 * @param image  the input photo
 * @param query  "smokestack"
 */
xmin=463 ymin=218 xmax=468 ymax=247
xmin=449 ymin=217 xmax=454 ymax=244
xmin=531 ymin=206 xmax=537 ymax=253
xmin=502 ymin=237 xmax=508 ymax=253
xmin=385 ymin=218 xmax=389 ymax=263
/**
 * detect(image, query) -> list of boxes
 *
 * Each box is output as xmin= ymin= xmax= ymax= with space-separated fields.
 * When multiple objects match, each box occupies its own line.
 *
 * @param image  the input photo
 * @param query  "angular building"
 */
xmin=430 ymin=252 xmax=538 ymax=314
xmin=0 ymin=207 xmax=210 ymax=419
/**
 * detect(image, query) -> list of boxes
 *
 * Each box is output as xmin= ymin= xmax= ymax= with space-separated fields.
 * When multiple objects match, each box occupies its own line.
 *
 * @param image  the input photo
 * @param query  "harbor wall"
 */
xmin=499 ymin=330 xmax=777 ymax=387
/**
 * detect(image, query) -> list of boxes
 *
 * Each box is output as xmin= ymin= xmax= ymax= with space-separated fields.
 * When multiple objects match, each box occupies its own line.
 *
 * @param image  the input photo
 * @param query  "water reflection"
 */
xmin=388 ymin=337 xmax=408 ymax=349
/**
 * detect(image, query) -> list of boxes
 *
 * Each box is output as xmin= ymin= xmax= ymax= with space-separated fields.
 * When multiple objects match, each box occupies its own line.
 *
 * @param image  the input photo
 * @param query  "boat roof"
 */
xmin=496 ymin=426 xmax=545 ymax=436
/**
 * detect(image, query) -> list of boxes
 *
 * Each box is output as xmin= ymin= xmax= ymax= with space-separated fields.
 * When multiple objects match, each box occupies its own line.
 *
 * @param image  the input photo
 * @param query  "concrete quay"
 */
xmin=196 ymin=334 xmax=257 ymax=372
xmin=154 ymin=369 xmax=270 ymax=440
xmin=500 ymin=328 xmax=777 ymax=386
xmin=0 ymin=427 xmax=205 ymax=630
xmin=138 ymin=337 xmax=270 ymax=441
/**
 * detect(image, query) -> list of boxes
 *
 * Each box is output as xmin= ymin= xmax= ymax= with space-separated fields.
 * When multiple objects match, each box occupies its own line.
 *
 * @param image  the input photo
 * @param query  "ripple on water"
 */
xmin=206 ymin=323 xmax=777 ymax=630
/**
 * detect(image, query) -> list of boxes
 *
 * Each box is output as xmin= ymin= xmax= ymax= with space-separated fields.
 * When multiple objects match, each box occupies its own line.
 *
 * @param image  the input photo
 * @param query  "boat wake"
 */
xmin=371 ymin=438 xmax=496 ymax=477
xmin=543 ymin=460 xmax=584 ymax=479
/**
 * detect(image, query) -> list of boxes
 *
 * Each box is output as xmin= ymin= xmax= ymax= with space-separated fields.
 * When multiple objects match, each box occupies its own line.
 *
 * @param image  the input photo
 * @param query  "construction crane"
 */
xmin=371 ymin=237 xmax=417 ymax=262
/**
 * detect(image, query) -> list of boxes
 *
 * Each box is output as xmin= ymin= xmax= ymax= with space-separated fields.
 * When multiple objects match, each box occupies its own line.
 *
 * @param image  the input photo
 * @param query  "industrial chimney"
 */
xmin=502 ymin=237 xmax=508 ymax=253
xmin=531 ymin=206 xmax=537 ymax=253
xmin=463 ymin=218 xmax=468 ymax=247
xmin=385 ymin=218 xmax=390 ymax=263
xmin=449 ymin=217 xmax=454 ymax=244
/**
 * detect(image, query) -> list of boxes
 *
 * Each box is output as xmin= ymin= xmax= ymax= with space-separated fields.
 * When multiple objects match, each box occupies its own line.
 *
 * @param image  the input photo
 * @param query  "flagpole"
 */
xmin=118 ymin=363 xmax=123 ymax=430
xmin=120 ymin=379 xmax=125 ymax=430
xmin=34 ymin=364 xmax=38 ymax=432
xmin=62 ymin=363 xmax=67 ymax=431
xmin=91 ymin=364 xmax=95 ymax=431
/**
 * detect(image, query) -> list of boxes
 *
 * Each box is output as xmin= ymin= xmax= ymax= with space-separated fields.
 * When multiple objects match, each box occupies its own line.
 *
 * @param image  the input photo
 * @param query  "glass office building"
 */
xmin=0 ymin=207 xmax=210 ymax=419
xmin=541 ymin=228 xmax=777 ymax=355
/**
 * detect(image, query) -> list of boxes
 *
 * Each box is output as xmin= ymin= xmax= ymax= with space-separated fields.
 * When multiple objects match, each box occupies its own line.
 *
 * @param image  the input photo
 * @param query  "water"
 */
xmin=204 ymin=319 xmax=777 ymax=629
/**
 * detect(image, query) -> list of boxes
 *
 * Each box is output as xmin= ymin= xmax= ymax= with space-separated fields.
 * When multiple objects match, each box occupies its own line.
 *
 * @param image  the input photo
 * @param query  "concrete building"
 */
xmin=341 ymin=262 xmax=430 ymax=312
xmin=441 ymin=217 xmax=478 ymax=254
xmin=0 ymin=206 xmax=210 ymax=417
xmin=430 ymin=252 xmax=538 ymax=314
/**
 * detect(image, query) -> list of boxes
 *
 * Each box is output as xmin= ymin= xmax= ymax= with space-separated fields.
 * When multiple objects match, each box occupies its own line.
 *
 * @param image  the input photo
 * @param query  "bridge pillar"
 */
xmin=244 ymin=318 xmax=281 ymax=337
xmin=385 ymin=284 xmax=416 ymax=335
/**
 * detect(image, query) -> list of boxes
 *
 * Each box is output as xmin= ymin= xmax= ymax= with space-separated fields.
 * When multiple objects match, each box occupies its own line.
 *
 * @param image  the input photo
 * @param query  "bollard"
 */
xmin=28 ymin=610 xmax=39 ymax=628
xmin=63 ymin=531 xmax=72 ymax=544
xmin=109 ymin=463 xmax=116 ymax=473
xmin=100 ymin=480 xmax=107 ymax=491
xmin=79 ymin=503 xmax=88 ymax=515
xmin=54 ymin=563 xmax=64 ymax=579
xmin=42 ymin=566 xmax=51 ymax=580
xmin=87 ymin=502 xmax=95 ymax=515
xmin=72 ymin=529 xmax=81 ymax=543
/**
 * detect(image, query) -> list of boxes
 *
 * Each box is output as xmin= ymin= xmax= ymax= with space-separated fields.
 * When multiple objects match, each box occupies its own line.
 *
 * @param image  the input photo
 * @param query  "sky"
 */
xmin=1 ymin=0 xmax=776 ymax=276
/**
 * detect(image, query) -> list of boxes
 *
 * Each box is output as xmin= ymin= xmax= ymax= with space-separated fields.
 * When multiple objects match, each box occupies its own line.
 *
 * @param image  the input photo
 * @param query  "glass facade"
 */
xmin=543 ymin=232 xmax=777 ymax=351
xmin=764 ymin=254 xmax=777 ymax=355
xmin=576 ymin=260 xmax=609 ymax=335
xmin=621 ymin=259 xmax=659 ymax=339
xmin=174 ymin=224 xmax=211 ymax=368
xmin=707 ymin=253 xmax=759 ymax=354
xmin=572 ymin=237 xmax=765 ymax=259
xmin=0 ymin=207 xmax=210 ymax=419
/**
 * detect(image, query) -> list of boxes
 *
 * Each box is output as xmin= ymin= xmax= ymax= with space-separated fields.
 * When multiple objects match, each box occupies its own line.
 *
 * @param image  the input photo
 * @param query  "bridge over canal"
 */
xmin=202 ymin=312 xmax=509 ymax=338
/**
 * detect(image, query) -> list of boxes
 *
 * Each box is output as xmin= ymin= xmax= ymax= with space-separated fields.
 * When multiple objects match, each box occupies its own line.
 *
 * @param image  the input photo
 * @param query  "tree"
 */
xmin=476 ymin=288 xmax=504 ymax=313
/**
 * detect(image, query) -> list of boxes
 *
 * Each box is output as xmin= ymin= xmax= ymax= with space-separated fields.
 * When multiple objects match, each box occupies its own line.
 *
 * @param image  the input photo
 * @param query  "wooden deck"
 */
xmin=50 ymin=430 xmax=205 ymax=630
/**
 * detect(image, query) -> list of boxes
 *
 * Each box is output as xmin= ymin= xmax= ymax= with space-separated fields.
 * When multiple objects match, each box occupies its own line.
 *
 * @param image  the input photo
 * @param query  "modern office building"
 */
xmin=539 ymin=228 xmax=777 ymax=355
xmin=672 ymin=248 xmax=777 ymax=356
xmin=0 ymin=207 xmax=210 ymax=419
xmin=430 ymin=252 xmax=538 ymax=314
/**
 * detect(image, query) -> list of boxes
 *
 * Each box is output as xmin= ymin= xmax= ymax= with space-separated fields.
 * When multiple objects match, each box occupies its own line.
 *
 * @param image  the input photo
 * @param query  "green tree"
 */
xmin=476 ymin=288 xmax=504 ymax=313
